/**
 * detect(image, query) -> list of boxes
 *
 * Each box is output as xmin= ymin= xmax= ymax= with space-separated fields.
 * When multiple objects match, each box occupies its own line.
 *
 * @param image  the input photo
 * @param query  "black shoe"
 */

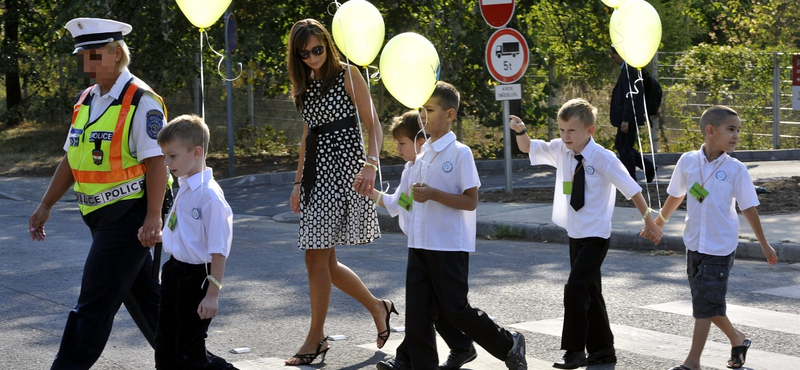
xmin=552 ymin=350 xmax=587 ymax=369
xmin=440 ymin=346 xmax=478 ymax=370
xmin=645 ymin=163 xmax=657 ymax=183
xmin=504 ymin=332 xmax=527 ymax=370
xmin=587 ymin=348 xmax=617 ymax=365
xmin=377 ymin=357 xmax=408 ymax=370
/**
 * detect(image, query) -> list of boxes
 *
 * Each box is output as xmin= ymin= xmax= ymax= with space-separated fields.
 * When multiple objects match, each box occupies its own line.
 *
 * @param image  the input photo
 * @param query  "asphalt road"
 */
xmin=2 ymin=188 xmax=799 ymax=369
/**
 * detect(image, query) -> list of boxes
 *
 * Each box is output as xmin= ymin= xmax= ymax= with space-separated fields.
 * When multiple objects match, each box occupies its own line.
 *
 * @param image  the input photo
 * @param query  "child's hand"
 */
xmin=508 ymin=115 xmax=526 ymax=133
xmin=762 ymin=243 xmax=778 ymax=265
xmin=197 ymin=294 xmax=219 ymax=320
xmin=412 ymin=183 xmax=435 ymax=203
xmin=640 ymin=218 xmax=662 ymax=245
xmin=137 ymin=226 xmax=161 ymax=248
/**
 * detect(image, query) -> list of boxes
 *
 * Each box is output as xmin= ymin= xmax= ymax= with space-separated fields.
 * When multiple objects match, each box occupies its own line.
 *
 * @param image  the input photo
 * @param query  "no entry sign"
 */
xmin=479 ymin=0 xmax=516 ymax=29
xmin=485 ymin=28 xmax=529 ymax=84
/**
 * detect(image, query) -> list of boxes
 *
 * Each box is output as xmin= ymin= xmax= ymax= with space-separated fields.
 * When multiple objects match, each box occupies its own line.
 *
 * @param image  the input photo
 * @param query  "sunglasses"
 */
xmin=298 ymin=45 xmax=325 ymax=60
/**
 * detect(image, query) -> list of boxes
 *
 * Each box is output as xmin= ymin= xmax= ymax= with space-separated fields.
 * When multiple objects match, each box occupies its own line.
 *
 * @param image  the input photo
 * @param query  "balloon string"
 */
xmin=625 ymin=65 xmax=662 ymax=209
xmin=331 ymin=2 xmax=386 ymax=194
xmin=202 ymin=29 xmax=243 ymax=82
xmin=200 ymin=29 xmax=205 ymax=121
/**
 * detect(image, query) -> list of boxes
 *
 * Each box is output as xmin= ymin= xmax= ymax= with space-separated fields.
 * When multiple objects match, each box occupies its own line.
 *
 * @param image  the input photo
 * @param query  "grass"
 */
xmin=0 ymin=122 xmax=65 ymax=175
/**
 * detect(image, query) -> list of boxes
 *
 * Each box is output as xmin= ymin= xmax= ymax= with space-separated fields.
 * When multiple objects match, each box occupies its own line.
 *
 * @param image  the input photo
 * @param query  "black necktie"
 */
xmin=571 ymin=154 xmax=585 ymax=211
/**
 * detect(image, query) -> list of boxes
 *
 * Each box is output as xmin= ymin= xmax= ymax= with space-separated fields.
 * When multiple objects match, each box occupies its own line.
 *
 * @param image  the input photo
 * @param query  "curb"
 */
xmin=217 ymin=149 xmax=800 ymax=188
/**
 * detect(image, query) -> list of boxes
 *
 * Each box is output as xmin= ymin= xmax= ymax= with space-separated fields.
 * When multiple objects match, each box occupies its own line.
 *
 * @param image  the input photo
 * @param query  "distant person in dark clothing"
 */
xmin=609 ymin=47 xmax=656 ymax=183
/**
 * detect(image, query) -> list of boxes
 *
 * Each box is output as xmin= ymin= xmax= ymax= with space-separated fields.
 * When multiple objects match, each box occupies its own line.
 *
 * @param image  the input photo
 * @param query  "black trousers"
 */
xmin=560 ymin=237 xmax=614 ymax=353
xmin=51 ymin=201 xmax=160 ymax=370
xmin=396 ymin=248 xmax=513 ymax=370
xmin=614 ymin=124 xmax=654 ymax=181
xmin=155 ymin=257 xmax=234 ymax=369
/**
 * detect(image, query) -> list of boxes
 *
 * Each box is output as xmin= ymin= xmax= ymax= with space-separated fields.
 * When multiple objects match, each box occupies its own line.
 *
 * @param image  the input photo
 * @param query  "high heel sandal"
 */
xmin=377 ymin=300 xmax=399 ymax=348
xmin=285 ymin=336 xmax=330 ymax=366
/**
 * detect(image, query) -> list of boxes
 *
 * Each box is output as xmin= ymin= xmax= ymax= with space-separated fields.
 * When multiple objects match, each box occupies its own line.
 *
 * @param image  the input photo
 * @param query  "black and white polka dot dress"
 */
xmin=298 ymin=69 xmax=380 ymax=249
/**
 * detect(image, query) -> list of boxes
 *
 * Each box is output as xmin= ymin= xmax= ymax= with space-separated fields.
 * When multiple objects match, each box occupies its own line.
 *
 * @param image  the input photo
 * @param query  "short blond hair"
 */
xmin=558 ymin=98 xmax=597 ymax=127
xmin=157 ymin=114 xmax=210 ymax=153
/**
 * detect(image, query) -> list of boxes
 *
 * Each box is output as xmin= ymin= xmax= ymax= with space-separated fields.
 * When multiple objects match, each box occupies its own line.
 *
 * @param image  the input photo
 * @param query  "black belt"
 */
xmin=302 ymin=116 xmax=357 ymax=204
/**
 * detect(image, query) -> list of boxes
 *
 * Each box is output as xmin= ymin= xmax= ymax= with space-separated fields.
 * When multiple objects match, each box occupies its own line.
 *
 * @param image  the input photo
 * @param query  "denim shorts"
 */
xmin=686 ymin=249 xmax=735 ymax=319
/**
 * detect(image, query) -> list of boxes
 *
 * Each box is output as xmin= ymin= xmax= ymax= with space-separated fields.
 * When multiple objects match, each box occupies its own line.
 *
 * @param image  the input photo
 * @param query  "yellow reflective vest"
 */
xmin=67 ymin=80 xmax=166 ymax=215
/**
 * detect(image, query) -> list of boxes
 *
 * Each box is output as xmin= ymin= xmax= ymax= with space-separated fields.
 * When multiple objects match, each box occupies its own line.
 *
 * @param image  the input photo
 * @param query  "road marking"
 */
xmin=753 ymin=284 xmax=800 ymax=299
xmin=360 ymin=336 xmax=554 ymax=369
xmin=232 ymin=356 xmax=314 ymax=369
xmin=644 ymin=300 xmax=800 ymax=335
xmin=511 ymin=318 xmax=800 ymax=370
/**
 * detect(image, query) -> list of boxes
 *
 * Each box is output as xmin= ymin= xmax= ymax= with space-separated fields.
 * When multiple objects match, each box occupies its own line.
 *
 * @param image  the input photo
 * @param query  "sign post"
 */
xmin=485 ymin=28 xmax=528 ymax=193
xmin=793 ymin=55 xmax=800 ymax=111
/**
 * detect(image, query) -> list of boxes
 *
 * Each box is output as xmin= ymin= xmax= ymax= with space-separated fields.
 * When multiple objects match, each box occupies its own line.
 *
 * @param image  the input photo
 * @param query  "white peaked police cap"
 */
xmin=65 ymin=18 xmax=132 ymax=54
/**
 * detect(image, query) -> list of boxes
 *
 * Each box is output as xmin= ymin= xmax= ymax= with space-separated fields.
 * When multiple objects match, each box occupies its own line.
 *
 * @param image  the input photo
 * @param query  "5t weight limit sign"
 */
xmin=485 ymin=28 xmax=529 ymax=84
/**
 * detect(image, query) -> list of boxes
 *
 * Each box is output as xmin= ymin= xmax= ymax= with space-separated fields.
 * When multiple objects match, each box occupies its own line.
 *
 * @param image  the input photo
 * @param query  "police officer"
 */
xmin=28 ymin=18 xmax=167 ymax=369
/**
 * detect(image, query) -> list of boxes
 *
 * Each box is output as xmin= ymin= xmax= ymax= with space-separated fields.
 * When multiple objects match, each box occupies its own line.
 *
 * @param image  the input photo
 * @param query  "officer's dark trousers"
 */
xmin=51 ymin=201 xmax=160 ymax=370
xmin=155 ymin=257 xmax=234 ymax=369
xmin=560 ymin=237 xmax=614 ymax=353
xmin=396 ymin=249 xmax=514 ymax=370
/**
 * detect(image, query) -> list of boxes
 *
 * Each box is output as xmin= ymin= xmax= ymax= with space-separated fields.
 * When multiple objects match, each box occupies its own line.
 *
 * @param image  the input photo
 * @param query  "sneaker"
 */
xmin=439 ymin=346 xmax=478 ymax=370
xmin=504 ymin=332 xmax=527 ymax=370
xmin=377 ymin=357 xmax=408 ymax=370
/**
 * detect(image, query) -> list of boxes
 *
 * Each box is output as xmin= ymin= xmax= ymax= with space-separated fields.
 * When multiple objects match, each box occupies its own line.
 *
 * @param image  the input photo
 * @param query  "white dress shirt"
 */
xmin=162 ymin=168 xmax=233 ymax=264
xmin=528 ymin=137 xmax=642 ymax=239
xmin=383 ymin=161 xmax=414 ymax=234
xmin=63 ymin=68 xmax=165 ymax=161
xmin=392 ymin=132 xmax=481 ymax=252
xmin=667 ymin=146 xmax=759 ymax=256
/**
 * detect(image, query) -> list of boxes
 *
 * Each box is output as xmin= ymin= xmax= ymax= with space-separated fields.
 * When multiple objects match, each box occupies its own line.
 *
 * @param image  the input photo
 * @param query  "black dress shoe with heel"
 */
xmin=587 ymin=348 xmax=617 ymax=365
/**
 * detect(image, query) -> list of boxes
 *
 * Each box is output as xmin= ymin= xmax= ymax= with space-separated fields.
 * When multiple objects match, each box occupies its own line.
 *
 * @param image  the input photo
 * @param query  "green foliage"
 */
xmin=664 ymin=44 xmax=777 ymax=151
xmin=232 ymin=124 xmax=292 ymax=156
xmin=491 ymin=224 xmax=526 ymax=239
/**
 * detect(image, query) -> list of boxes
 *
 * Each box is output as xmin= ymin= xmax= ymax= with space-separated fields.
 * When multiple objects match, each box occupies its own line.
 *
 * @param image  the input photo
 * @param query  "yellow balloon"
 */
xmin=176 ymin=0 xmax=232 ymax=29
xmin=332 ymin=0 xmax=385 ymax=66
xmin=609 ymin=0 xmax=661 ymax=68
xmin=379 ymin=33 xmax=440 ymax=109
xmin=601 ymin=0 xmax=628 ymax=8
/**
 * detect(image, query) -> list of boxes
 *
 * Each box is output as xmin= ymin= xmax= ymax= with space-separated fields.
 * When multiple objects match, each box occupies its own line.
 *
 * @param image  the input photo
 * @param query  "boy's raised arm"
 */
xmin=741 ymin=206 xmax=778 ymax=265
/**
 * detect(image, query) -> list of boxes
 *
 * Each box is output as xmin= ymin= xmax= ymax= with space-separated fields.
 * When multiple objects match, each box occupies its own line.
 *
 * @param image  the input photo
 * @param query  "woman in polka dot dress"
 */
xmin=284 ymin=19 xmax=397 ymax=366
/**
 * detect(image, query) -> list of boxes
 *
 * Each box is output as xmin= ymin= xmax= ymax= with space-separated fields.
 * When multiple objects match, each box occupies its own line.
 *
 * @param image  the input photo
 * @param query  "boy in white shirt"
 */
xmin=509 ymin=99 xmax=660 ymax=369
xmin=654 ymin=105 xmax=777 ymax=370
xmin=363 ymin=110 xmax=477 ymax=370
xmin=140 ymin=114 xmax=236 ymax=369
xmin=371 ymin=82 xmax=527 ymax=370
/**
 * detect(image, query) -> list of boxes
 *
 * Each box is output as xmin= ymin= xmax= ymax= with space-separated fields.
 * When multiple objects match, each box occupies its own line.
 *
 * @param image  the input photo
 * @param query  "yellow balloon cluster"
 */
xmin=609 ymin=0 xmax=661 ymax=68
xmin=332 ymin=0 xmax=385 ymax=66
xmin=176 ymin=0 xmax=232 ymax=29
xmin=379 ymin=33 xmax=440 ymax=109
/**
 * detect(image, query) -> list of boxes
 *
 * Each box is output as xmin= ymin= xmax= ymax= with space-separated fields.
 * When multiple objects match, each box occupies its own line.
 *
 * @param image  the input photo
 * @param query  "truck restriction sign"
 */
xmin=485 ymin=28 xmax=529 ymax=84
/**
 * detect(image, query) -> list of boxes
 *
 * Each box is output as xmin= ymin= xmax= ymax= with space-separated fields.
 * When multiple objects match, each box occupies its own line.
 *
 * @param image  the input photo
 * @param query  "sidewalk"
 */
xmin=231 ymin=152 xmax=800 ymax=263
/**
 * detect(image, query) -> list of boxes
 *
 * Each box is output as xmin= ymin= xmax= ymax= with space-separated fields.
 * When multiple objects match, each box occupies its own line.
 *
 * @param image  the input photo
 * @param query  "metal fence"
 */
xmin=161 ymin=51 xmax=800 ymax=154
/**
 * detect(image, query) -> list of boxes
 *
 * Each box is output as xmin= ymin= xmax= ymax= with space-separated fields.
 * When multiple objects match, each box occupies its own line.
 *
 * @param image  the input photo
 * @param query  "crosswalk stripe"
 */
xmin=233 ymin=357 xmax=314 ymax=369
xmin=359 ymin=336 xmax=555 ymax=369
xmin=511 ymin=318 xmax=800 ymax=370
xmin=644 ymin=300 xmax=800 ymax=336
xmin=753 ymin=284 xmax=800 ymax=299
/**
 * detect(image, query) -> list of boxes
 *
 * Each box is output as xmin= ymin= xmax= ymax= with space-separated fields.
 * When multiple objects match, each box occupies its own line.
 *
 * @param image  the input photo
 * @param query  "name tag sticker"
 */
xmin=398 ymin=188 xmax=414 ymax=211
xmin=689 ymin=182 xmax=709 ymax=203
xmin=168 ymin=212 xmax=177 ymax=230
xmin=563 ymin=181 xmax=573 ymax=195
